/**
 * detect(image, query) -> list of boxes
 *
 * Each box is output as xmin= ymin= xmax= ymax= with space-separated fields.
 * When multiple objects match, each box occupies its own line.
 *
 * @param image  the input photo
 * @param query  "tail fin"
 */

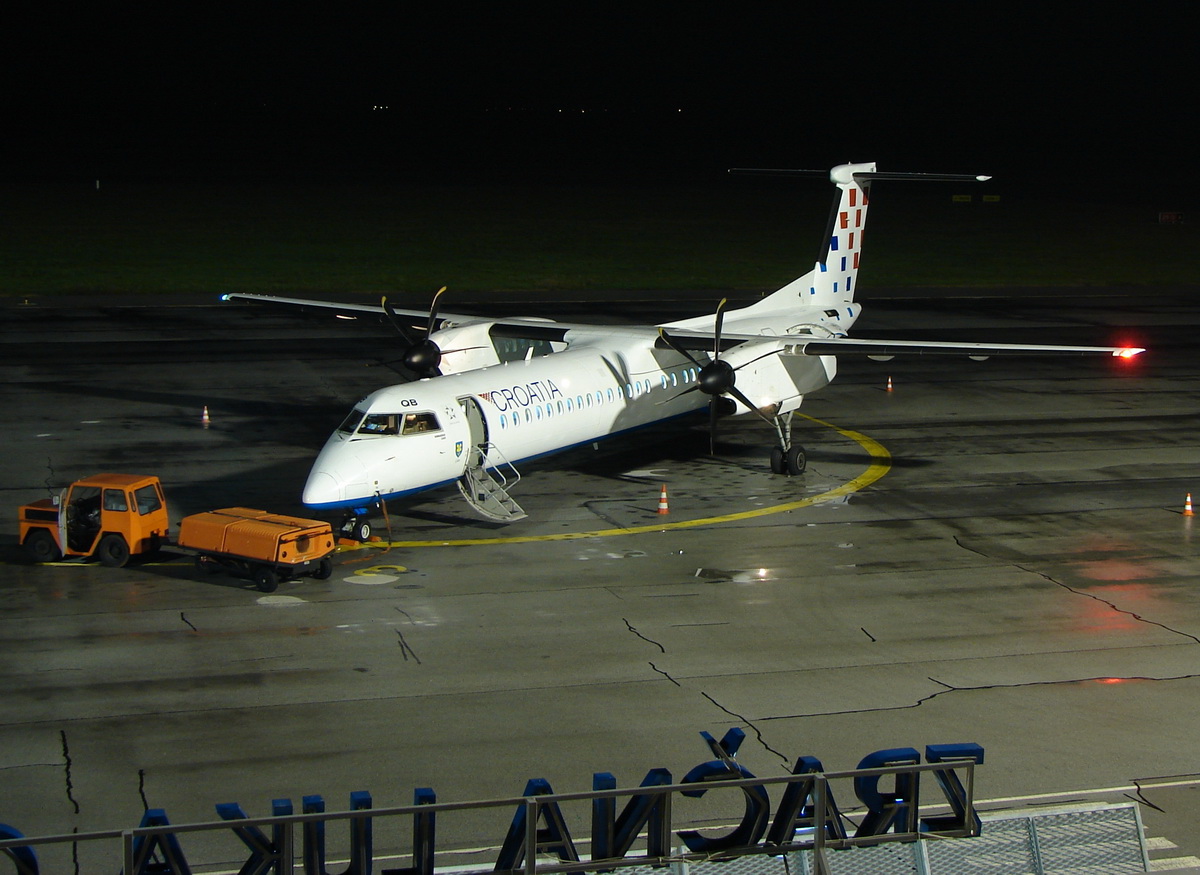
xmin=777 ymin=161 xmax=876 ymax=308
xmin=736 ymin=163 xmax=990 ymax=311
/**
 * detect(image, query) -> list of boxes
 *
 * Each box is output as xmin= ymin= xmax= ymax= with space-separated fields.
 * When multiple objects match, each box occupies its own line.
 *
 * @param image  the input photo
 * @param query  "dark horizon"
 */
xmin=4 ymin=8 xmax=1195 ymax=207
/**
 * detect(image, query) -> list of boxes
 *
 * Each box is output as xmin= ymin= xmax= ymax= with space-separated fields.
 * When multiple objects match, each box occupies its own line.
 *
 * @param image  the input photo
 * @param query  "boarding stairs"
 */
xmin=458 ymin=443 xmax=527 ymax=521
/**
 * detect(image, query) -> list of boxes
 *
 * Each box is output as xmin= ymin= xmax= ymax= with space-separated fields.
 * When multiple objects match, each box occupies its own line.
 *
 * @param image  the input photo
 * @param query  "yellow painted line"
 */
xmin=360 ymin=414 xmax=892 ymax=549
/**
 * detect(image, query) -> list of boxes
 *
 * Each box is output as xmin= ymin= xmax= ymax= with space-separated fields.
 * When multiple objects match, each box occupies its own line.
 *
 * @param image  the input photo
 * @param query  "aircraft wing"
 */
xmin=660 ymin=328 xmax=1145 ymax=359
xmin=221 ymin=292 xmax=624 ymax=340
xmin=223 ymin=293 xmax=1144 ymax=358
xmin=222 ymin=292 xmax=471 ymax=328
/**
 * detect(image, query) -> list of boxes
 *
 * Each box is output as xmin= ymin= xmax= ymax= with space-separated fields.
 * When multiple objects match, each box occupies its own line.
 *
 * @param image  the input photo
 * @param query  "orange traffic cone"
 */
xmin=657 ymin=483 xmax=670 ymax=515
xmin=1185 ymin=493 xmax=1194 ymax=516
xmin=202 ymin=406 xmax=211 ymax=428
xmin=886 ymin=376 xmax=893 ymax=392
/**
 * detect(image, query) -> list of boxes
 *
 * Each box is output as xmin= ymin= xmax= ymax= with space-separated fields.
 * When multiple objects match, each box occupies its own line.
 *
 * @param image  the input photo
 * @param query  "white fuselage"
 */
xmin=302 ymin=323 xmax=838 ymax=510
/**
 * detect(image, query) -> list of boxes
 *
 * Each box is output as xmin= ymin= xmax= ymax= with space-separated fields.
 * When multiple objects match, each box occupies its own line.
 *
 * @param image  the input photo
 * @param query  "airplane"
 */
xmin=224 ymin=162 xmax=1144 ymax=539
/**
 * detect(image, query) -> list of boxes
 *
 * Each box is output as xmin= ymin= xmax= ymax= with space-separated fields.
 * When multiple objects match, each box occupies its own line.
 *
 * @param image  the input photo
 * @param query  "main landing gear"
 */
xmin=768 ymin=413 xmax=807 ymax=476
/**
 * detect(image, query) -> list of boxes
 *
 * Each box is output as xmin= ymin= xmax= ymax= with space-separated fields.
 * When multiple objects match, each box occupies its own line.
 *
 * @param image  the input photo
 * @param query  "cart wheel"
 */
xmin=313 ymin=557 xmax=333 ymax=580
xmin=254 ymin=567 xmax=279 ymax=593
xmin=24 ymin=529 xmax=62 ymax=563
xmin=97 ymin=534 xmax=131 ymax=568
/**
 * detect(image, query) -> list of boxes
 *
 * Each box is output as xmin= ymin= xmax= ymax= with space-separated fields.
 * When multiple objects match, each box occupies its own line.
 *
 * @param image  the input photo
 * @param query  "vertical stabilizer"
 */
xmin=773 ymin=161 xmax=876 ymax=308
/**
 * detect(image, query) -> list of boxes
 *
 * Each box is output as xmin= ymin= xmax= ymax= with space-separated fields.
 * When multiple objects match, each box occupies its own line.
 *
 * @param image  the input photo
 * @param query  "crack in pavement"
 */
xmin=950 ymin=532 xmax=1195 ymax=643
xmin=395 ymin=629 xmax=422 ymax=664
xmin=622 ymin=617 xmax=837 ymax=769
xmin=1127 ymin=779 xmax=1166 ymax=812
xmin=60 ymin=729 xmax=79 ymax=815
xmin=1014 ymin=563 xmax=1200 ymax=645
xmin=759 ymin=671 xmax=1200 ymax=721
xmin=699 ymin=691 xmax=792 ymax=768
xmin=623 ymin=618 xmax=666 ymax=653
xmin=952 ymin=537 xmax=1200 ymax=644
xmin=648 ymin=662 xmax=681 ymax=686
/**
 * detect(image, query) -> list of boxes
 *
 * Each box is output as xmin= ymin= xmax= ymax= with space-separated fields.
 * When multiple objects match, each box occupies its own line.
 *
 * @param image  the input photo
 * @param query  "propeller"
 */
xmin=380 ymin=286 xmax=448 ymax=377
xmin=658 ymin=298 xmax=777 ymax=453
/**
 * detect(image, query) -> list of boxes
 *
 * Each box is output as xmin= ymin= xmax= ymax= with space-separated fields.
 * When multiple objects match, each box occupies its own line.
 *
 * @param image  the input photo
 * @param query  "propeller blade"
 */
xmin=426 ymin=286 xmax=447 ymax=338
xmin=658 ymin=328 xmax=706 ymax=369
xmin=712 ymin=298 xmax=728 ymax=360
xmin=381 ymin=296 xmax=419 ymax=345
xmin=709 ymin=397 xmax=719 ymax=455
xmin=726 ymin=384 xmax=776 ymax=426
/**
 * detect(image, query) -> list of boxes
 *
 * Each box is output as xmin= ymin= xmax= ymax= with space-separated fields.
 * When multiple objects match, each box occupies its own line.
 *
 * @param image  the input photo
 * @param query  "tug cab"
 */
xmin=19 ymin=474 xmax=170 ymax=566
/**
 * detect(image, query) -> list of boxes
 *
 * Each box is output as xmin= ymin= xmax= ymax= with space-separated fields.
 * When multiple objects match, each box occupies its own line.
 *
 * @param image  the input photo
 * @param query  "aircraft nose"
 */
xmin=302 ymin=471 xmax=342 ymax=507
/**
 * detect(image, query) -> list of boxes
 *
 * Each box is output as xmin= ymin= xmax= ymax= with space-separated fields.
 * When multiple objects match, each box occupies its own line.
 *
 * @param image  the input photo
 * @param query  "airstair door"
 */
xmin=456 ymin=396 xmax=526 ymax=521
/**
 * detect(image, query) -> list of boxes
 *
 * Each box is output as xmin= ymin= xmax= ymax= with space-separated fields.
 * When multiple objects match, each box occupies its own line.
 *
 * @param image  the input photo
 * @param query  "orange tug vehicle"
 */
xmin=19 ymin=474 xmax=170 ymax=567
xmin=177 ymin=507 xmax=335 ymax=593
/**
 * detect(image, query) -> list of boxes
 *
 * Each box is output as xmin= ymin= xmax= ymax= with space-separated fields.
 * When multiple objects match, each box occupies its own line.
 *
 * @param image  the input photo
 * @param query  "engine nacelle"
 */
xmin=428 ymin=321 xmax=503 ymax=374
xmin=722 ymin=341 xmax=837 ymax=416
xmin=432 ymin=319 xmax=569 ymax=375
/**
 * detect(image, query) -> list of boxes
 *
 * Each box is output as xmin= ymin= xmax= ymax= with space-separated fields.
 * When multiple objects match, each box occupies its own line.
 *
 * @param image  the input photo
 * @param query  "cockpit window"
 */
xmin=360 ymin=413 xmax=400 ymax=435
xmin=401 ymin=412 xmax=440 ymax=434
xmin=338 ymin=408 xmax=367 ymax=435
xmin=349 ymin=411 xmax=442 ymax=436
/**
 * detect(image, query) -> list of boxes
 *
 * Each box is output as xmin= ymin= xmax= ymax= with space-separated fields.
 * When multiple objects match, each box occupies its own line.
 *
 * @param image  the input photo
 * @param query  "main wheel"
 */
xmin=96 ymin=534 xmax=131 ymax=568
xmin=312 ymin=557 xmax=333 ymax=580
xmin=769 ymin=446 xmax=787 ymax=474
xmin=24 ymin=529 xmax=62 ymax=563
xmin=785 ymin=444 xmax=807 ymax=476
xmin=254 ymin=567 xmax=279 ymax=593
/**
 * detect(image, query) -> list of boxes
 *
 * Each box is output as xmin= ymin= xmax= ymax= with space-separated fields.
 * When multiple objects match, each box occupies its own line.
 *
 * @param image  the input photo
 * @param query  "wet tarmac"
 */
xmin=1 ymin=288 xmax=1198 ymax=869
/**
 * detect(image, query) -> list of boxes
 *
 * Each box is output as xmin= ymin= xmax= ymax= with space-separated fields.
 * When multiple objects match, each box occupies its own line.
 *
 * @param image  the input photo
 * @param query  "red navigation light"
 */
xmin=1115 ymin=348 xmax=1143 ymax=359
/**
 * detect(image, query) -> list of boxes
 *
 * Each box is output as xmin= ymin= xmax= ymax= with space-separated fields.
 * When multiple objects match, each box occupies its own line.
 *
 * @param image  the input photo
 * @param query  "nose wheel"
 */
xmin=341 ymin=514 xmax=373 ymax=542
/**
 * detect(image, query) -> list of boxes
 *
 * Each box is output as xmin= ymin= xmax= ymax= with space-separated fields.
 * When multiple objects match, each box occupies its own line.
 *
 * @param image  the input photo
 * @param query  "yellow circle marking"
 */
xmin=360 ymin=414 xmax=891 ymax=548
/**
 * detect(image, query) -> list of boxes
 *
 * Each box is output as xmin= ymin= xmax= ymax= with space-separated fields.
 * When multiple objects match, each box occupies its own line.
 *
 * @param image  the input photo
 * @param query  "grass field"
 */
xmin=2 ymin=180 xmax=1196 ymax=296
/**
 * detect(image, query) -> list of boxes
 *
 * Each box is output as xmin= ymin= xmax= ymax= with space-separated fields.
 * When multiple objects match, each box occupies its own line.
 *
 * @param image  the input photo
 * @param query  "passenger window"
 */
xmin=103 ymin=489 xmax=128 ymax=512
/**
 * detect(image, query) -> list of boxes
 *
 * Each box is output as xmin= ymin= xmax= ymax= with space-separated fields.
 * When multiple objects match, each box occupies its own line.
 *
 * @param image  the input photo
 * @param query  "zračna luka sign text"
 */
xmin=0 ymin=730 xmax=984 ymax=875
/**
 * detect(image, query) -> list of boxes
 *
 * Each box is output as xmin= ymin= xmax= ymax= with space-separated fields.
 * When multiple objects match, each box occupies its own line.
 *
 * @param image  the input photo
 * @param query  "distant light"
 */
xmin=1115 ymin=348 xmax=1144 ymax=359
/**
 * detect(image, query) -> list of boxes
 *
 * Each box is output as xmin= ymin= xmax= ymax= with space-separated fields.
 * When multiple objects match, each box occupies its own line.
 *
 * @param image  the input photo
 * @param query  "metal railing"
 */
xmin=1 ymin=760 xmax=978 ymax=875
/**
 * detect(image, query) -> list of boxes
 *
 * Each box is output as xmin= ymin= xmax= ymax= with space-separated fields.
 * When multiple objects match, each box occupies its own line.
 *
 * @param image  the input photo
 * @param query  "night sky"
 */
xmin=4 ymin=6 xmax=1194 ymax=197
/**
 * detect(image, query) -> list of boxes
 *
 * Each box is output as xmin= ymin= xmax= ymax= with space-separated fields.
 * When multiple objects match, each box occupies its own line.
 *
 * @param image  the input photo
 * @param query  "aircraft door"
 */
xmin=457 ymin=396 xmax=490 ymax=468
